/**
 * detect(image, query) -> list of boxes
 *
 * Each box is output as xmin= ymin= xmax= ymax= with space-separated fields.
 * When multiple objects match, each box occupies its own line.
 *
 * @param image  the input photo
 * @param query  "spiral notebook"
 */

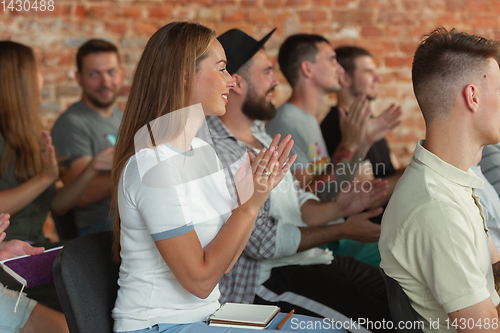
xmin=208 ymin=303 xmax=280 ymax=329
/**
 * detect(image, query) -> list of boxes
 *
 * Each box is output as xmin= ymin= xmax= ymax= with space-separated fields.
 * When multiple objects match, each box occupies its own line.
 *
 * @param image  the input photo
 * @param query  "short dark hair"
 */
xmin=412 ymin=27 xmax=500 ymax=123
xmin=278 ymin=34 xmax=329 ymax=87
xmin=76 ymin=39 xmax=120 ymax=72
xmin=335 ymin=46 xmax=372 ymax=77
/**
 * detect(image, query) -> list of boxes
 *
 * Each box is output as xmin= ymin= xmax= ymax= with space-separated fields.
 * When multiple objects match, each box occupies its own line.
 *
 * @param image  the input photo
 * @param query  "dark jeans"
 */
xmin=253 ymin=256 xmax=393 ymax=333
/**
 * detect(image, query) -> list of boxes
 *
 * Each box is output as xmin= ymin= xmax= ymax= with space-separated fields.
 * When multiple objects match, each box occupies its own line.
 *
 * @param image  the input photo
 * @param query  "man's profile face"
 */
xmin=241 ymin=49 xmax=280 ymax=121
xmin=350 ymin=55 xmax=381 ymax=101
xmin=309 ymin=42 xmax=344 ymax=93
xmin=77 ymin=52 xmax=123 ymax=109
xmin=477 ymin=58 xmax=500 ymax=145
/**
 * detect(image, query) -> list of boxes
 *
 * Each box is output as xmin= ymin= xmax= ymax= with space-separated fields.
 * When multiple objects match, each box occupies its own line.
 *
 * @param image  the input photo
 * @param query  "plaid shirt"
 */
xmin=207 ymin=116 xmax=279 ymax=304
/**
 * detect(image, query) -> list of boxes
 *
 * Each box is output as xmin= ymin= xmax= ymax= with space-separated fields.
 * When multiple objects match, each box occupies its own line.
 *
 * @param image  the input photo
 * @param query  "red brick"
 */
xmin=300 ymin=10 xmax=327 ymax=22
xmin=358 ymin=40 xmax=396 ymax=53
xmin=247 ymin=10 xmax=271 ymax=23
xmin=42 ymin=52 xmax=71 ymax=66
xmin=385 ymin=56 xmax=413 ymax=68
xmin=88 ymin=5 xmax=111 ymax=19
xmin=446 ymin=0 xmax=465 ymax=11
xmin=134 ymin=21 xmax=159 ymax=36
xmin=41 ymin=67 xmax=66 ymax=84
xmin=377 ymin=11 xmax=412 ymax=25
xmin=148 ymin=6 xmax=170 ymax=19
xmin=359 ymin=0 xmax=380 ymax=8
xmin=189 ymin=0 xmax=214 ymax=5
xmin=361 ymin=26 xmax=383 ymax=37
xmin=332 ymin=10 xmax=375 ymax=25
xmin=402 ymin=0 xmax=420 ymax=11
xmin=335 ymin=0 xmax=356 ymax=7
xmin=105 ymin=22 xmax=128 ymax=34
xmin=285 ymin=0 xmax=309 ymax=6
xmin=313 ymin=24 xmax=333 ymax=35
xmin=264 ymin=0 xmax=284 ymax=7
xmin=241 ymin=0 xmax=259 ymax=6
xmin=312 ymin=0 xmax=332 ymax=5
xmin=465 ymin=0 xmax=488 ymax=11
xmin=198 ymin=7 xmax=221 ymax=21
xmin=74 ymin=5 xmax=86 ymax=18
xmin=400 ymin=42 xmax=418 ymax=54
xmin=273 ymin=11 xmax=293 ymax=24
xmin=409 ymin=26 xmax=430 ymax=39
xmin=223 ymin=9 xmax=245 ymax=21
xmin=214 ymin=0 xmax=237 ymax=4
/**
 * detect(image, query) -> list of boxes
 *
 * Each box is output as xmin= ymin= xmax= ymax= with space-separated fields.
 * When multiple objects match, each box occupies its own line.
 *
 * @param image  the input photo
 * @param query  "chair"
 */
xmin=52 ymin=209 xmax=78 ymax=241
xmin=381 ymin=269 xmax=424 ymax=333
xmin=53 ymin=231 xmax=119 ymax=333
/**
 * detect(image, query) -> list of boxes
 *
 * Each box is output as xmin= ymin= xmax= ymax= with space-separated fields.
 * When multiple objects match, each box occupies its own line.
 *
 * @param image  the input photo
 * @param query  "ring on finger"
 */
xmin=263 ymin=170 xmax=271 ymax=177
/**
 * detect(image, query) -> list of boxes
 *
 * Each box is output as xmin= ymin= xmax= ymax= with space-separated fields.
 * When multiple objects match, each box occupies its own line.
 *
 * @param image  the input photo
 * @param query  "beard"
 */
xmin=86 ymin=89 xmax=118 ymax=109
xmin=241 ymin=83 xmax=277 ymax=121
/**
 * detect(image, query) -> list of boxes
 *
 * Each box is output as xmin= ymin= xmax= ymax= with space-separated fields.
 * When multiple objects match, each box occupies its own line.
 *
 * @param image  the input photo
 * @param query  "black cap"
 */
xmin=217 ymin=28 xmax=276 ymax=75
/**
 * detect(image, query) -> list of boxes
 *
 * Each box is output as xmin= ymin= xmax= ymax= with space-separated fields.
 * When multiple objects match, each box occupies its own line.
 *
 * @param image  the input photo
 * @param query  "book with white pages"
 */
xmin=207 ymin=302 xmax=280 ymax=329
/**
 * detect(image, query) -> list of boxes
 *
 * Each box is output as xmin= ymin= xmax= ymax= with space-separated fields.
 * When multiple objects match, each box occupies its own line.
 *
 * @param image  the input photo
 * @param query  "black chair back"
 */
xmin=53 ymin=231 xmax=119 ymax=333
xmin=381 ymin=269 xmax=424 ymax=333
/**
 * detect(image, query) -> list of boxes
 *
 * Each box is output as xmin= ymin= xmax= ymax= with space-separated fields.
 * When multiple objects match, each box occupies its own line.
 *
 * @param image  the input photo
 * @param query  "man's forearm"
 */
xmin=297 ymin=224 xmax=344 ymax=252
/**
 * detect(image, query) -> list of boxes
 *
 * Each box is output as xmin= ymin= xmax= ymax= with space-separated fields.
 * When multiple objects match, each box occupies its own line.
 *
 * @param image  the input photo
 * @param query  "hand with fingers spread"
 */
xmin=335 ymin=178 xmax=388 ymax=217
xmin=366 ymin=103 xmax=402 ymax=145
xmin=340 ymin=208 xmax=382 ymax=243
xmin=338 ymin=95 xmax=371 ymax=152
xmin=0 ymin=214 xmax=45 ymax=261
xmin=40 ymin=130 xmax=59 ymax=182
xmin=237 ymin=134 xmax=297 ymax=209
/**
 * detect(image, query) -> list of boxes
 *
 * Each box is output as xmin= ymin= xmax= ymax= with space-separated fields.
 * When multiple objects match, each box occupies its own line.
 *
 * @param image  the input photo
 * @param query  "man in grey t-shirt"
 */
xmin=51 ymin=39 xmax=124 ymax=236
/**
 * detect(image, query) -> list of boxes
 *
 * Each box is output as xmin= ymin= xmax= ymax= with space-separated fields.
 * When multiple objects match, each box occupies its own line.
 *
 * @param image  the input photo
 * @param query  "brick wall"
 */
xmin=2 ymin=0 xmax=500 ymax=163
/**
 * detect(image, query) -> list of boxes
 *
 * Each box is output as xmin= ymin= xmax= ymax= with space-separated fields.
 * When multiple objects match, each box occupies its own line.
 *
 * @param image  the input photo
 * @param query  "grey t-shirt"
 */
xmin=266 ymin=103 xmax=329 ymax=174
xmin=51 ymin=100 xmax=122 ymax=229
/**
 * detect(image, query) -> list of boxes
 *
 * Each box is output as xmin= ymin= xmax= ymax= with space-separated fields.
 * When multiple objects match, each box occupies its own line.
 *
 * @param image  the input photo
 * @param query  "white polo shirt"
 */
xmin=380 ymin=140 xmax=500 ymax=332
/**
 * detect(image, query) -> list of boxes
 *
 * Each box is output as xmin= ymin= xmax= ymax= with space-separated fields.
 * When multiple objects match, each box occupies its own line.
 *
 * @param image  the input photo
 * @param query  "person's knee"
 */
xmin=22 ymin=303 xmax=69 ymax=333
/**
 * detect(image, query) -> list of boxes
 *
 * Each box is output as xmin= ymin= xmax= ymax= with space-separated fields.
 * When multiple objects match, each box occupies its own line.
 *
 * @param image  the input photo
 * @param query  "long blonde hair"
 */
xmin=111 ymin=22 xmax=216 ymax=261
xmin=0 ymin=41 xmax=42 ymax=182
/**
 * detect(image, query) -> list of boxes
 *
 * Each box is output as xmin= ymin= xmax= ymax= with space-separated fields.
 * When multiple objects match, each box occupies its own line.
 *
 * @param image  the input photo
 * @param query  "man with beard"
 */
xmin=51 ymin=39 xmax=123 ymax=236
xmin=207 ymin=28 xmax=393 ymax=332
xmin=320 ymin=46 xmax=403 ymax=211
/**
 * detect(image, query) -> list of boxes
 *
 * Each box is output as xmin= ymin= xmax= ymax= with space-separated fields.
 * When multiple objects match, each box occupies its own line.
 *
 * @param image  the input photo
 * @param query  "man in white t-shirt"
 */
xmin=380 ymin=28 xmax=500 ymax=332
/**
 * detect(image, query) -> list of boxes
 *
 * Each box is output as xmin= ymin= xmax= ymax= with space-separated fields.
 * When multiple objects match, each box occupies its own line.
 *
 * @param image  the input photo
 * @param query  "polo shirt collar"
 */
xmin=414 ymin=140 xmax=484 ymax=190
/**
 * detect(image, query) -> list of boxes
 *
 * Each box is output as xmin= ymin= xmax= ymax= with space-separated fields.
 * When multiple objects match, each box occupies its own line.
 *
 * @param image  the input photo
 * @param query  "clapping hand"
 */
xmin=366 ymin=103 xmax=402 ymax=145
xmin=40 ymin=130 xmax=59 ymax=182
xmin=235 ymin=134 xmax=297 ymax=208
xmin=335 ymin=178 xmax=388 ymax=217
xmin=338 ymin=95 xmax=371 ymax=152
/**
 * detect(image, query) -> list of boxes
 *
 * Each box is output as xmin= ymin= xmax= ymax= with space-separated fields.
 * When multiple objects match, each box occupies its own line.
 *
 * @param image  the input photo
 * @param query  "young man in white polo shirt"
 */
xmin=380 ymin=28 xmax=500 ymax=332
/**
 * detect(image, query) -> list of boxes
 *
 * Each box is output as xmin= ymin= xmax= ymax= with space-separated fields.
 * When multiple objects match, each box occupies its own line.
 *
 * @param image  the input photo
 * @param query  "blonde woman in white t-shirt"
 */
xmin=110 ymin=22 xmax=345 ymax=333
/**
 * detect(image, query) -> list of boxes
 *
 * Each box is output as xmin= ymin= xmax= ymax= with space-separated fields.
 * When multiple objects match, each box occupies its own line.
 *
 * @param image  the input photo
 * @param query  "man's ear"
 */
xmin=299 ymin=60 xmax=313 ymax=79
xmin=76 ymin=71 xmax=82 ymax=87
xmin=464 ymin=83 xmax=479 ymax=113
xmin=119 ymin=67 xmax=125 ymax=85
xmin=230 ymin=73 xmax=245 ymax=95
xmin=339 ymin=71 xmax=352 ymax=88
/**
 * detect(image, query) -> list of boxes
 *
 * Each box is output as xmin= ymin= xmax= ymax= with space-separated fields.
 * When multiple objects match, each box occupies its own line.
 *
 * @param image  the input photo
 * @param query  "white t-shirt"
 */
xmin=112 ymin=138 xmax=234 ymax=331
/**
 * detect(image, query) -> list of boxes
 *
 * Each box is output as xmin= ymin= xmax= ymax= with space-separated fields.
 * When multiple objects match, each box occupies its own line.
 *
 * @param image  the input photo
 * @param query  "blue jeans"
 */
xmin=116 ymin=313 xmax=347 ymax=333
